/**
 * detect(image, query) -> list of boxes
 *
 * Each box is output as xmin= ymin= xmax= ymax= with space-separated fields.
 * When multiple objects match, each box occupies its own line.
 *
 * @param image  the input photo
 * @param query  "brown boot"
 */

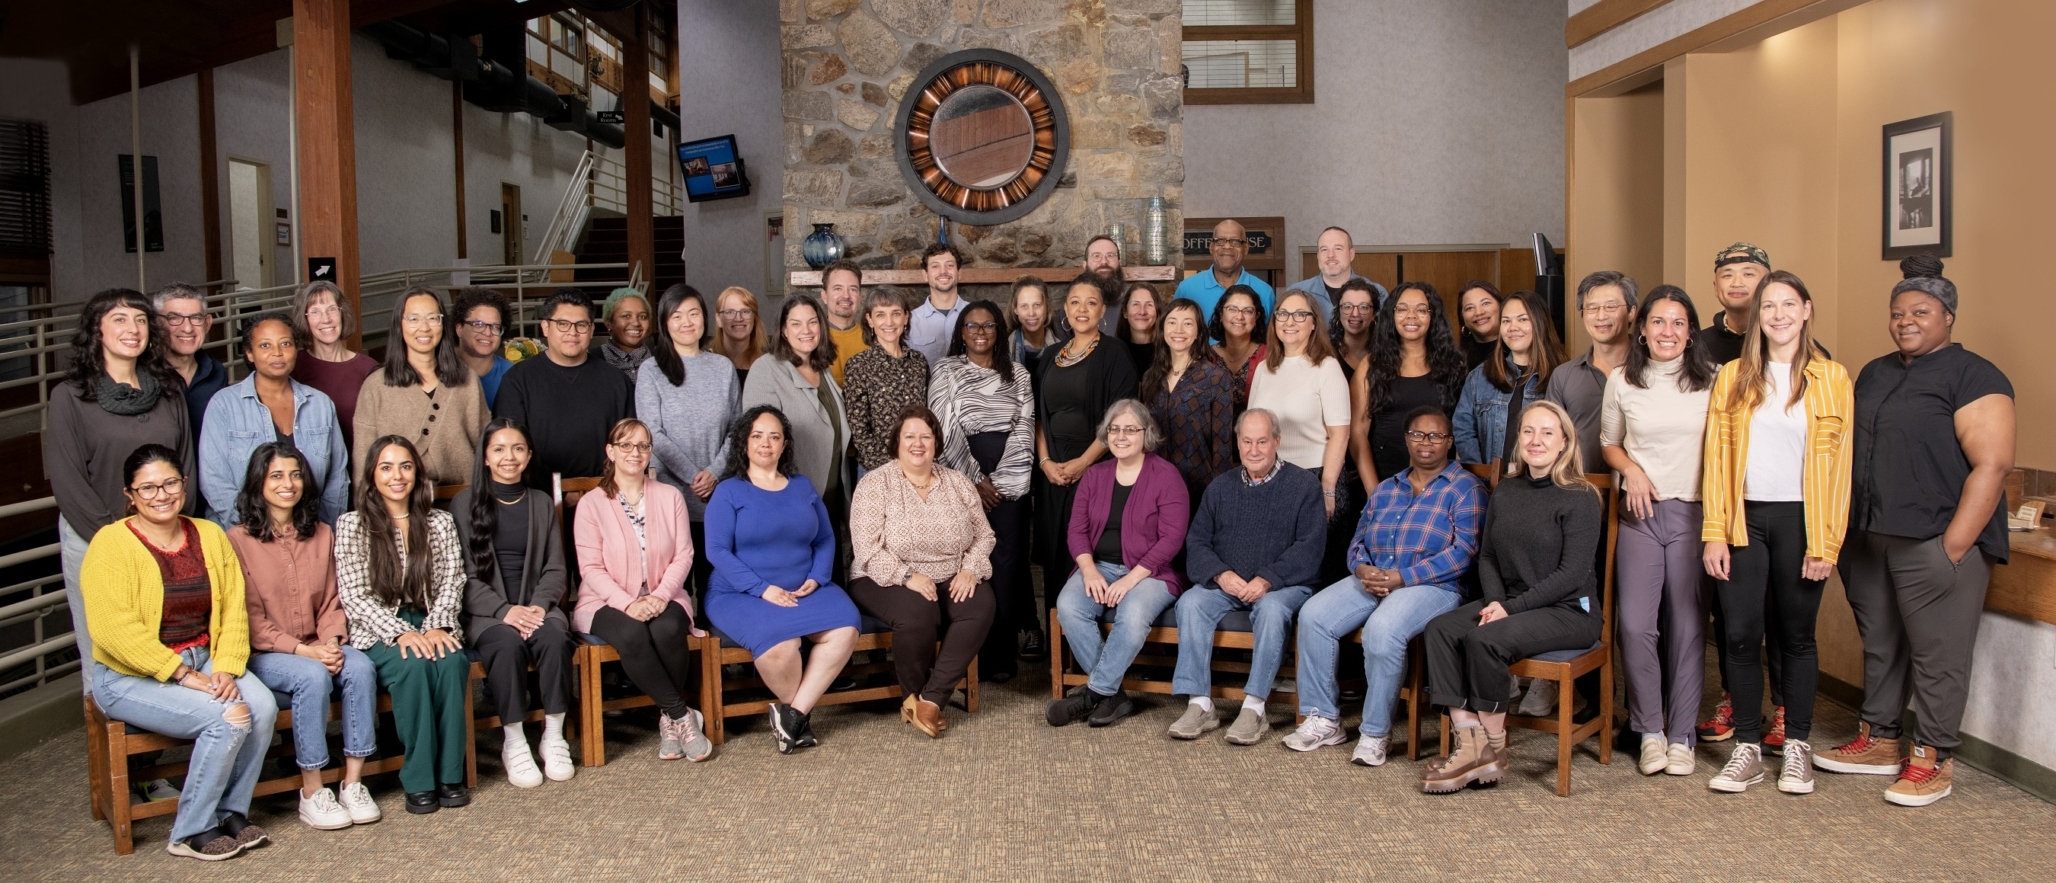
xmin=1884 ymin=744 xmax=1953 ymax=807
xmin=1422 ymin=725 xmax=1505 ymax=793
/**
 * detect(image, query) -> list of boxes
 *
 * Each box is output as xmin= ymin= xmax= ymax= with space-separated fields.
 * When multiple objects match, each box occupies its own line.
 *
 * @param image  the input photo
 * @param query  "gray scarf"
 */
xmin=95 ymin=371 xmax=162 ymax=416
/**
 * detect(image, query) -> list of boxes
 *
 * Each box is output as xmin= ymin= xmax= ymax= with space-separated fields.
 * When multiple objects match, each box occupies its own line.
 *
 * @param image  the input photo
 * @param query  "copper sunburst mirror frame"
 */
xmin=895 ymin=49 xmax=1070 ymax=226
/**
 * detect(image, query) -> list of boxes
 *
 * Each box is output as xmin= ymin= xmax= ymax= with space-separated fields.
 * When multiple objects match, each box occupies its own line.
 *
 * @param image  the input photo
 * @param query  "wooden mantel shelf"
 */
xmin=788 ymin=266 xmax=1181 ymax=287
xmin=1990 ymin=528 xmax=2056 ymax=627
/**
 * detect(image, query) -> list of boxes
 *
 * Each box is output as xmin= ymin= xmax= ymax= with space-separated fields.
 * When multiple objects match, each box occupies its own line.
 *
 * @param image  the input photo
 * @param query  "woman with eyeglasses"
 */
xmin=1035 ymin=275 xmax=1142 ymax=637
xmin=574 ymin=418 xmax=711 ymax=762
xmin=1329 ymin=278 xmax=1382 ymax=575
xmin=83 ymin=444 xmax=276 ymax=860
xmin=713 ymin=286 xmax=768 ymax=388
xmin=639 ymin=283 xmax=740 ymax=596
xmin=599 ymin=287 xmax=653 ymax=388
xmin=1330 ymin=280 xmax=1379 ymax=373
xmin=1249 ymin=290 xmax=1352 ymax=522
xmin=1117 ymin=281 xmax=1163 ymax=383
xmin=1601 ymin=286 xmax=1717 ymax=778
xmin=845 ymin=288 xmax=931 ymax=473
xmin=1453 ymin=289 xmax=1564 ymax=467
xmin=48 ymin=289 xmax=198 ymax=668
xmin=290 ymin=280 xmax=380 ymax=451
xmin=1355 ymin=282 xmax=1467 ymax=483
xmin=336 ymin=435 xmax=473 ymax=815
xmin=200 ymin=312 xmax=351 ymax=528
xmin=352 ymin=287 xmax=491 ymax=486
xmin=1457 ymin=280 xmax=1504 ymax=371
xmin=1209 ymin=284 xmax=1269 ymax=413
xmin=228 ymin=443 xmax=380 ymax=830
xmin=930 ymin=301 xmax=1037 ymax=680
xmin=1142 ymin=297 xmax=1236 ymax=511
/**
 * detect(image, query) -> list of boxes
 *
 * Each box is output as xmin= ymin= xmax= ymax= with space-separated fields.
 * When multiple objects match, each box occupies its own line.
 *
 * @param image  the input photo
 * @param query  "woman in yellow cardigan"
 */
xmin=1698 ymin=270 xmax=1852 ymax=796
xmin=82 ymin=444 xmax=279 ymax=861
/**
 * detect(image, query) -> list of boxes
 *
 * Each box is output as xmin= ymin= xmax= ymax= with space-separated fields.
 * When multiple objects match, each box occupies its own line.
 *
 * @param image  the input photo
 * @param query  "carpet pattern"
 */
xmin=8 ymin=654 xmax=2054 ymax=881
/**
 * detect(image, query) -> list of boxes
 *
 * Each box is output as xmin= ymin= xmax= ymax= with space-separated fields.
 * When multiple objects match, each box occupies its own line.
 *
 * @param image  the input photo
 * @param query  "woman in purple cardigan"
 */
xmin=1047 ymin=399 xmax=1190 ymax=728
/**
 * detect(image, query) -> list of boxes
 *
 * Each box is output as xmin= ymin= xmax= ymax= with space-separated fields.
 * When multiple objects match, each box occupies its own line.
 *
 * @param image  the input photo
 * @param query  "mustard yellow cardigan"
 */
xmin=1700 ymin=357 xmax=1854 ymax=564
xmin=81 ymin=516 xmax=251 ymax=681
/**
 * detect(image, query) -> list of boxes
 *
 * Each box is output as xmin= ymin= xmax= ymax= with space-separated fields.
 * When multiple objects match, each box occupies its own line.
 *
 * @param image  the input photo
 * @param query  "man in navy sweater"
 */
xmin=1169 ymin=408 xmax=1328 ymax=745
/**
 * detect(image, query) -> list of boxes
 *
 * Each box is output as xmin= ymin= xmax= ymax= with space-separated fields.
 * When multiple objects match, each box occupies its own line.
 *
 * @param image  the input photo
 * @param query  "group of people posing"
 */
xmin=50 ymin=226 xmax=2011 ymax=860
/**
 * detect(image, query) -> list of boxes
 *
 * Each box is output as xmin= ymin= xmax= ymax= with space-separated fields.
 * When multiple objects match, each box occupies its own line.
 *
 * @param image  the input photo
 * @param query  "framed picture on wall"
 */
xmin=1882 ymin=112 xmax=1951 ymax=259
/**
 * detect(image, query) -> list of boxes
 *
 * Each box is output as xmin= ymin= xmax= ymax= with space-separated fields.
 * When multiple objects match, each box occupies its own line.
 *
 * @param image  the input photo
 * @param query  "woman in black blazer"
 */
xmin=451 ymin=417 xmax=575 ymax=789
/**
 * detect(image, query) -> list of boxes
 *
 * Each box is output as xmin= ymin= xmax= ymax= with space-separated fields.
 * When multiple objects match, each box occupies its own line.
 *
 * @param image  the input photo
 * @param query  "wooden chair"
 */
xmin=84 ymin=685 xmax=451 ymax=855
xmin=1046 ymin=606 xmax=1300 ymax=709
xmin=1435 ymin=470 xmax=1621 ymax=797
xmin=698 ymin=619 xmax=978 ymax=745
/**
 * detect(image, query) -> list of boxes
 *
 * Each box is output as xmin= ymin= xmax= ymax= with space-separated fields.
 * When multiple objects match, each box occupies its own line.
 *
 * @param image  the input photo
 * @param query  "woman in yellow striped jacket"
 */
xmin=1698 ymin=270 xmax=1852 ymax=797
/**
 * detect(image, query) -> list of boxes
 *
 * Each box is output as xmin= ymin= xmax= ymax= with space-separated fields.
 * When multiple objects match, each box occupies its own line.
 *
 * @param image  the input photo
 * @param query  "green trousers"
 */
xmin=363 ymin=608 xmax=471 ymax=793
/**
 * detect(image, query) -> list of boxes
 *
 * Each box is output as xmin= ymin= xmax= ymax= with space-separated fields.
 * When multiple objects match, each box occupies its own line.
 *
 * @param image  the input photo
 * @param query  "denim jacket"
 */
xmin=199 ymin=374 xmax=352 ymax=528
xmin=1453 ymin=356 xmax=1541 ymax=465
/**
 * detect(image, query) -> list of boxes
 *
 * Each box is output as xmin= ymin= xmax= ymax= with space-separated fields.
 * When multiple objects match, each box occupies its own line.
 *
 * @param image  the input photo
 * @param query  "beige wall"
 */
xmin=1569 ymin=82 xmax=1664 ymax=342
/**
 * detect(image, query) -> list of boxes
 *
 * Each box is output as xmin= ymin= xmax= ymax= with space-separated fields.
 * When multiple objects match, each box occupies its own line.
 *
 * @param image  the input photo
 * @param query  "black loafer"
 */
xmin=436 ymin=783 xmax=470 ymax=808
xmin=1086 ymin=689 xmax=1134 ymax=727
xmin=404 ymin=791 xmax=440 ymax=815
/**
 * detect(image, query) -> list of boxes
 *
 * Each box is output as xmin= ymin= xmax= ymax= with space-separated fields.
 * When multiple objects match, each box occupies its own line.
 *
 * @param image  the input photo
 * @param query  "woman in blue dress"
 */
xmin=704 ymin=405 xmax=860 ymax=754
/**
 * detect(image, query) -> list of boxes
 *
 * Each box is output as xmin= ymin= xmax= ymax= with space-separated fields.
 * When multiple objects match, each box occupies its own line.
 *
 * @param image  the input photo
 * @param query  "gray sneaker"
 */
xmin=1778 ymin=739 xmax=1815 ymax=794
xmin=1709 ymin=743 xmax=1766 ymax=793
xmin=678 ymin=708 xmax=714 ymax=763
xmin=1167 ymin=703 xmax=1219 ymax=740
xmin=1281 ymin=715 xmax=1346 ymax=752
xmin=1350 ymin=733 xmax=1391 ymax=767
xmin=657 ymin=712 xmax=685 ymax=761
xmin=1224 ymin=707 xmax=1270 ymax=745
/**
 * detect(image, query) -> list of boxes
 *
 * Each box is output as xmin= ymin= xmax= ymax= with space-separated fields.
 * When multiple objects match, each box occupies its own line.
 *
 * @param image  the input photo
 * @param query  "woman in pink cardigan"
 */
xmin=573 ymin=418 xmax=711 ymax=763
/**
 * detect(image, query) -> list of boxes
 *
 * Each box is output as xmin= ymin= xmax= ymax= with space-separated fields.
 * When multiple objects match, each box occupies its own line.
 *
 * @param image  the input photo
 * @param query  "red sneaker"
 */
xmin=1763 ymin=706 xmax=1787 ymax=755
xmin=1697 ymin=694 xmax=1736 ymax=743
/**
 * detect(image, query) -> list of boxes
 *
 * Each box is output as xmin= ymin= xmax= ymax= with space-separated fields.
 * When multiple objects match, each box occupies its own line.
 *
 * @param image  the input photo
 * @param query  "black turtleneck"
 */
xmin=1477 ymin=471 xmax=1601 ymax=615
xmin=491 ymin=480 xmax=530 ymax=596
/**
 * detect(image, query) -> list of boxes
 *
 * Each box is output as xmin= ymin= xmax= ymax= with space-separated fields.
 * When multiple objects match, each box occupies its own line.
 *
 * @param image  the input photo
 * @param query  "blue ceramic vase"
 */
xmin=801 ymin=223 xmax=845 ymax=269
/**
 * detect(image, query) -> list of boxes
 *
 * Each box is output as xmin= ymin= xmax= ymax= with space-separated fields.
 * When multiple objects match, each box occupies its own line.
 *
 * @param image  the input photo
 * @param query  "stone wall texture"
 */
xmin=779 ymin=0 xmax=1184 ymax=273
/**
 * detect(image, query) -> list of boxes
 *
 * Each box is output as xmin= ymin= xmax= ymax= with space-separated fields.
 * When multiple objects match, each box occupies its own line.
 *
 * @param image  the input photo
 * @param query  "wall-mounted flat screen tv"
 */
xmin=678 ymin=134 xmax=751 ymax=203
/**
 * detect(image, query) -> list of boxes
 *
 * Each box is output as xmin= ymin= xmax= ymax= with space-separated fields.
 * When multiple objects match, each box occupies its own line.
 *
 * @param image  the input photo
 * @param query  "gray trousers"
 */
xmin=1840 ymin=530 xmax=1993 ymax=755
xmin=1615 ymin=498 xmax=1706 ymax=746
xmin=60 ymin=517 xmax=95 ymax=694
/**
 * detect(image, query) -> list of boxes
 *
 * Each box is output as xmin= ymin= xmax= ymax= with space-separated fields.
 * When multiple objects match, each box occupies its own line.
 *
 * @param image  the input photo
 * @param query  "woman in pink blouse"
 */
xmin=847 ymin=405 xmax=996 ymax=737
xmin=572 ymin=418 xmax=710 ymax=762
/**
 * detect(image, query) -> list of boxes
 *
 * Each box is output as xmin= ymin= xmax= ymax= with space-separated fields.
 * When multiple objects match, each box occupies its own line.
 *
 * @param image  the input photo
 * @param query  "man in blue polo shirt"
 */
xmin=1174 ymin=218 xmax=1274 ymax=332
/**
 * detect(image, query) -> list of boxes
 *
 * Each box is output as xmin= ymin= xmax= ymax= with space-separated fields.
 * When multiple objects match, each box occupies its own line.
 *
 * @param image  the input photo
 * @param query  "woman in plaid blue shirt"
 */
xmin=1282 ymin=407 xmax=1486 ymax=766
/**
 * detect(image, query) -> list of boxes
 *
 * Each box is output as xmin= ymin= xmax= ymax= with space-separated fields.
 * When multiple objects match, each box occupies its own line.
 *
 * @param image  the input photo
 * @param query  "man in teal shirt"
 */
xmin=1174 ymin=218 xmax=1275 ymax=337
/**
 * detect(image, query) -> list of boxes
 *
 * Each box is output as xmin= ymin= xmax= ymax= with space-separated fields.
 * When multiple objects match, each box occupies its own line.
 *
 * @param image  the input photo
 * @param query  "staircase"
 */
xmin=574 ymin=216 xmax=684 ymax=292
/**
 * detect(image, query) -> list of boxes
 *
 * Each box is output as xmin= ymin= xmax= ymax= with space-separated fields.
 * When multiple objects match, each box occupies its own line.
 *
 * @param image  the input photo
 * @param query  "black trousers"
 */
xmin=689 ymin=520 xmax=713 ymax=601
xmin=968 ymin=431 xmax=1031 ymax=676
xmin=1321 ymin=478 xmax=1367 ymax=585
xmin=1713 ymin=562 xmax=1785 ymax=707
xmin=1716 ymin=501 xmax=1824 ymax=744
xmin=588 ymin=602 xmax=695 ymax=719
xmin=1841 ymin=530 xmax=1992 ymax=758
xmin=846 ymin=576 xmax=996 ymax=705
xmin=1424 ymin=599 xmax=1601 ymax=713
xmin=473 ymin=619 xmax=575 ymax=722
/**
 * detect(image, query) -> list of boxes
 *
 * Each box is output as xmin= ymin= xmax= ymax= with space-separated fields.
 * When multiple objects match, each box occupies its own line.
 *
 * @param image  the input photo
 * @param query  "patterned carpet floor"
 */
xmin=9 ymin=651 xmax=2055 ymax=881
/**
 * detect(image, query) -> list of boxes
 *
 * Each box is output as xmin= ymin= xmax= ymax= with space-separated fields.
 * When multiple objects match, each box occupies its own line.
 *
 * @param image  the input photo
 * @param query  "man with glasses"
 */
xmin=1285 ymin=226 xmax=1389 ymax=319
xmin=820 ymin=259 xmax=868 ymax=384
xmin=451 ymin=287 xmax=516 ymax=408
xmin=907 ymin=243 xmax=969 ymax=364
xmin=1548 ymin=271 xmax=1638 ymax=472
xmin=1174 ymin=219 xmax=1275 ymax=332
xmin=153 ymin=283 xmax=229 ymax=443
xmin=495 ymin=290 xmax=634 ymax=488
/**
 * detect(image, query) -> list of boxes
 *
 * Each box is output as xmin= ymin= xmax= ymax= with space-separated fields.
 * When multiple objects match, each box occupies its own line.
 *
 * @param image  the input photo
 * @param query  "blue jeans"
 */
xmin=247 ymin=647 xmax=378 ymax=771
xmin=1170 ymin=583 xmax=1314 ymax=700
xmin=1296 ymin=577 xmax=1460 ymax=735
xmin=1054 ymin=561 xmax=1177 ymax=696
xmin=91 ymin=646 xmax=278 ymax=841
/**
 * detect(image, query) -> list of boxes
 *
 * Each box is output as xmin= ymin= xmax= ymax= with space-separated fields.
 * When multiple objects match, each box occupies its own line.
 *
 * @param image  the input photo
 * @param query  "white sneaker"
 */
xmin=1350 ymin=733 xmax=1391 ymax=767
xmin=1514 ymin=679 xmax=1558 ymax=716
xmin=141 ymin=778 xmax=181 ymax=802
xmin=504 ymin=739 xmax=544 ymax=789
xmin=338 ymin=781 xmax=382 ymax=824
xmin=1639 ymin=734 xmax=1667 ymax=775
xmin=1665 ymin=742 xmax=1696 ymax=776
xmin=539 ymin=734 xmax=576 ymax=782
xmin=297 ymin=786 xmax=353 ymax=830
xmin=1281 ymin=715 xmax=1346 ymax=752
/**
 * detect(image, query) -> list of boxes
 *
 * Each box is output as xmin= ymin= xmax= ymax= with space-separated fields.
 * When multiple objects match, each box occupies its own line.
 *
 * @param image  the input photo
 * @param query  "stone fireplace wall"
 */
xmin=779 ymin=0 xmax=1184 ymax=274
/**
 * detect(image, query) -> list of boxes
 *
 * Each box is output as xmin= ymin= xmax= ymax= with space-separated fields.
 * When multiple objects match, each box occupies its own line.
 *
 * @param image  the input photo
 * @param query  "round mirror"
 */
xmin=928 ymin=85 xmax=1036 ymax=189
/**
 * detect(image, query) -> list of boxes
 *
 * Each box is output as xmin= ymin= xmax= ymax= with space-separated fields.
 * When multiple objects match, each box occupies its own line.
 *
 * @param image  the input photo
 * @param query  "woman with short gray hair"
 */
xmin=845 ymin=286 xmax=931 ymax=472
xmin=1046 ymin=399 xmax=1190 ymax=729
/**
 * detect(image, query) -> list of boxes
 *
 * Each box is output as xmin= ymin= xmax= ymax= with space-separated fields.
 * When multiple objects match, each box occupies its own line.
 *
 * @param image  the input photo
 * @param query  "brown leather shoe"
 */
xmin=914 ymin=697 xmax=946 ymax=738
xmin=1422 ymin=725 xmax=1506 ymax=794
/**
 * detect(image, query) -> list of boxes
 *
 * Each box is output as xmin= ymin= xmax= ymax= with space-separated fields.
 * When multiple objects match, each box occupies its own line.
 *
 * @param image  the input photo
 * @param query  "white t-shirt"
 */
xmin=1599 ymin=359 xmax=1711 ymax=502
xmin=1247 ymin=353 xmax=1352 ymax=473
xmin=1743 ymin=362 xmax=1806 ymax=502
